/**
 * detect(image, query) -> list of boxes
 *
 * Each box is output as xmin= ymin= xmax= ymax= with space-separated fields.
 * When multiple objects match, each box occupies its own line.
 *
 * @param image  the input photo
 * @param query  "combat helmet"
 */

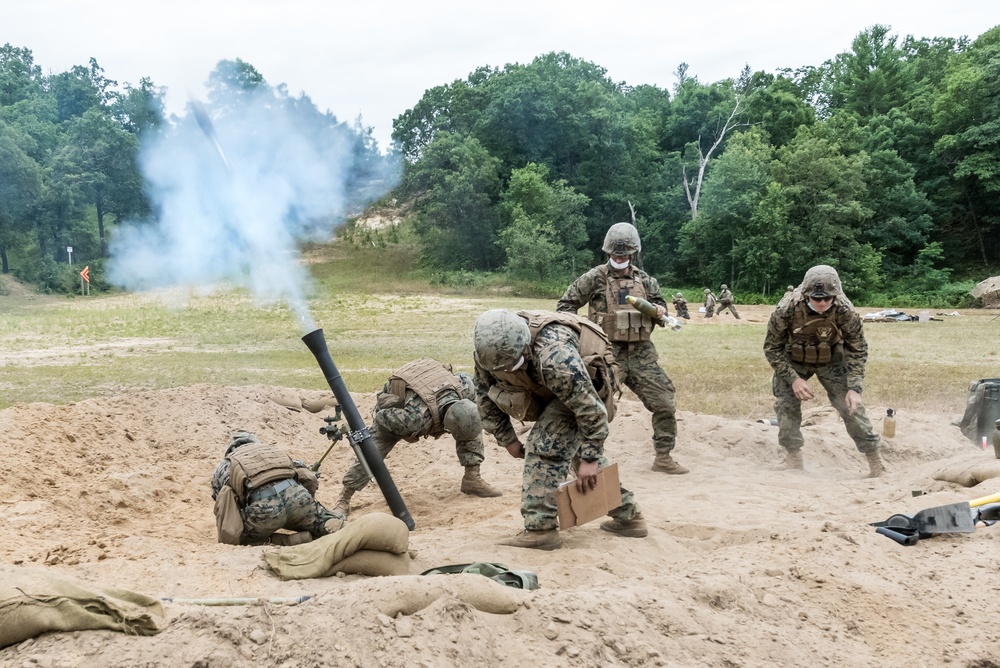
xmin=602 ymin=222 xmax=641 ymax=256
xmin=704 ymin=288 xmax=711 ymax=294
xmin=443 ymin=399 xmax=482 ymax=441
xmin=225 ymin=431 xmax=259 ymax=456
xmin=474 ymin=309 xmax=531 ymax=372
xmin=675 ymin=292 xmax=683 ymax=299
xmin=721 ymin=284 xmax=728 ymax=290
xmin=801 ymin=265 xmax=842 ymax=298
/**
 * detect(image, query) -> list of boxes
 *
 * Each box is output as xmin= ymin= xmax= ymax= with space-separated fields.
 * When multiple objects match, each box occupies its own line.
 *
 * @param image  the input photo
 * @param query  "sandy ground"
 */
xmin=2 ymin=381 xmax=1000 ymax=668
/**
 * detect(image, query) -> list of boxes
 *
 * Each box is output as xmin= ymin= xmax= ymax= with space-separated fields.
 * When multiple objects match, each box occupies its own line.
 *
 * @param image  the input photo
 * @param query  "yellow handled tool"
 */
xmin=970 ymin=492 xmax=1000 ymax=508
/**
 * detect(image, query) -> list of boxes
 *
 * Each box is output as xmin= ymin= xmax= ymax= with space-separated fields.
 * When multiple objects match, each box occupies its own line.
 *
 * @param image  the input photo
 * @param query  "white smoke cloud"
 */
xmin=107 ymin=86 xmax=397 ymax=333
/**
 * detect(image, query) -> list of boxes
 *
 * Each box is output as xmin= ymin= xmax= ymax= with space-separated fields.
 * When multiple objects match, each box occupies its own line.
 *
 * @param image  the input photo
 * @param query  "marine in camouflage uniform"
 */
xmin=557 ymin=222 xmax=687 ymax=474
xmin=703 ymin=288 xmax=717 ymax=318
xmin=333 ymin=361 xmax=501 ymax=517
xmin=763 ymin=265 xmax=885 ymax=477
xmin=672 ymin=292 xmax=691 ymax=320
xmin=473 ymin=309 xmax=646 ymax=550
xmin=715 ymin=284 xmax=741 ymax=319
xmin=211 ymin=432 xmax=345 ymax=545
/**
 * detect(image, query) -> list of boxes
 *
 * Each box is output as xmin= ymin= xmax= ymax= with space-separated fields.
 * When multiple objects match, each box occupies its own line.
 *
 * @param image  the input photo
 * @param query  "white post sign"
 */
xmin=67 ymin=246 xmax=73 ymax=264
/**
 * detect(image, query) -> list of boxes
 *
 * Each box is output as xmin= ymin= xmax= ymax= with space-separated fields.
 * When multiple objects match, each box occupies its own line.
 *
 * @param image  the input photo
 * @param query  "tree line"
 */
xmin=380 ymin=24 xmax=999 ymax=303
xmin=3 ymin=25 xmax=998 ymax=303
xmin=0 ymin=51 xmax=389 ymax=293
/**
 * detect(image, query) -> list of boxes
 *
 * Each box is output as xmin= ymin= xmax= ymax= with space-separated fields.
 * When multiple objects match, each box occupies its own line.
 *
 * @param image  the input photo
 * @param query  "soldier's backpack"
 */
xmin=958 ymin=378 xmax=1000 ymax=444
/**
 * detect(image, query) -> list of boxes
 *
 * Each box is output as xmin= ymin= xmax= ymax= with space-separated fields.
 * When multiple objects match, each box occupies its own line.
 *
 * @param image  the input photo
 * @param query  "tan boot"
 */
xmin=651 ymin=454 xmax=690 ymax=474
xmin=778 ymin=449 xmax=804 ymax=470
xmin=865 ymin=450 xmax=886 ymax=478
xmin=461 ymin=465 xmax=502 ymax=497
xmin=499 ymin=529 xmax=562 ymax=551
xmin=333 ymin=487 xmax=354 ymax=517
xmin=600 ymin=513 xmax=648 ymax=538
xmin=269 ymin=531 xmax=313 ymax=546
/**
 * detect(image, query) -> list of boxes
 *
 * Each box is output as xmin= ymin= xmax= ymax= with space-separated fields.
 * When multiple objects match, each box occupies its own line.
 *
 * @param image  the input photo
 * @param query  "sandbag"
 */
xmin=329 ymin=550 xmax=411 ymax=577
xmin=263 ymin=512 xmax=409 ymax=580
xmin=0 ymin=567 xmax=165 ymax=648
xmin=932 ymin=460 xmax=1000 ymax=487
xmin=358 ymin=574 xmax=528 ymax=616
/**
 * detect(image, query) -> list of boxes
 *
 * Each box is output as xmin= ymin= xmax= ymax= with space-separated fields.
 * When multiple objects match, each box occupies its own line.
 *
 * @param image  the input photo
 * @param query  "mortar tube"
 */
xmin=302 ymin=328 xmax=415 ymax=530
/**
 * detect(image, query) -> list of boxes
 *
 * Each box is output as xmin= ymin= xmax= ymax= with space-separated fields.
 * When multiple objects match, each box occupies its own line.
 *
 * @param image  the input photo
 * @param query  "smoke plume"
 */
xmin=108 ymin=84 xmax=398 ymax=333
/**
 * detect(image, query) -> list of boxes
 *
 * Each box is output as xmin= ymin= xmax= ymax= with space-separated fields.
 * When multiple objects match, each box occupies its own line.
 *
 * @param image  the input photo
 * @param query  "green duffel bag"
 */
xmin=420 ymin=562 xmax=539 ymax=590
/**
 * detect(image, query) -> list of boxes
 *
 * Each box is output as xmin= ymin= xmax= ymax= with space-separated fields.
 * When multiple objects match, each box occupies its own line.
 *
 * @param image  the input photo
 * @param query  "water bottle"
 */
xmin=882 ymin=409 xmax=896 ymax=438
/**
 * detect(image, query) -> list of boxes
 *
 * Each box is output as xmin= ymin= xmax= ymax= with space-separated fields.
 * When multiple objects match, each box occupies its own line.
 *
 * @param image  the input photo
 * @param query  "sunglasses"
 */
xmin=809 ymin=295 xmax=835 ymax=303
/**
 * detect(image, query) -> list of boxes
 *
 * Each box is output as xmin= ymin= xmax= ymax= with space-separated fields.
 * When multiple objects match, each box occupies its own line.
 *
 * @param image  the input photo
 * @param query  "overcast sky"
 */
xmin=7 ymin=1 xmax=999 ymax=148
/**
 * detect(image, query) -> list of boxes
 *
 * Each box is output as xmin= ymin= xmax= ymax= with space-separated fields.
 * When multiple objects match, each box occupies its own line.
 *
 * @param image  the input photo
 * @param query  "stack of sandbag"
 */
xmin=264 ymin=512 xmax=411 ymax=579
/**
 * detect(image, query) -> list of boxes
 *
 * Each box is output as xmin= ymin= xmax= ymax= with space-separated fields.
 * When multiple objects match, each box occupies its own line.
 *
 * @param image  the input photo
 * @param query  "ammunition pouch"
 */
xmin=376 ymin=391 xmax=405 ymax=410
xmin=487 ymin=385 xmax=544 ymax=422
xmin=294 ymin=466 xmax=319 ymax=497
xmin=214 ymin=486 xmax=244 ymax=545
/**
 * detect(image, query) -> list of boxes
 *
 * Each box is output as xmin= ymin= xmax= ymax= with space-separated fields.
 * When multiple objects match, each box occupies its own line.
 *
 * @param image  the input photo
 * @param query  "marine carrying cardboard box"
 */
xmin=556 ymin=463 xmax=622 ymax=529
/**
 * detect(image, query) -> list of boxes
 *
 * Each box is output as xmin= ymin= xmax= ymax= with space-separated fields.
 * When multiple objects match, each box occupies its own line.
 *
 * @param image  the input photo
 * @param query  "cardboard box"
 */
xmin=556 ymin=463 xmax=622 ymax=529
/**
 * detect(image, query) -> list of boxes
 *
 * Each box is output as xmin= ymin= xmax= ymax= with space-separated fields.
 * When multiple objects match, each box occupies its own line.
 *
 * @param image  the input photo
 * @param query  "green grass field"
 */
xmin=1 ymin=244 xmax=997 ymax=419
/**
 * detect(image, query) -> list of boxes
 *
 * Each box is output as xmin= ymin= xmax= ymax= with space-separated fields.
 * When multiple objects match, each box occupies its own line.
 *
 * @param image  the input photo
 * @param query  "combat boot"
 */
xmin=269 ymin=531 xmax=313 ymax=546
xmin=499 ymin=529 xmax=562 ymax=551
xmin=865 ymin=450 xmax=886 ymax=478
xmin=461 ymin=465 xmax=502 ymax=497
xmin=600 ymin=513 xmax=648 ymax=538
xmin=333 ymin=487 xmax=354 ymax=518
xmin=779 ymin=449 xmax=804 ymax=470
xmin=651 ymin=454 xmax=690 ymax=474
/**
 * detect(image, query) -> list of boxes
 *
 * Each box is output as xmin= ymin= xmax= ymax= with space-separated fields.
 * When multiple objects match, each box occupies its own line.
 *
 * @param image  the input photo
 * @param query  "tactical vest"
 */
xmin=486 ymin=310 xmax=619 ymax=423
xmin=226 ymin=441 xmax=296 ymax=506
xmin=386 ymin=358 xmax=461 ymax=435
xmin=788 ymin=301 xmax=843 ymax=366
xmin=587 ymin=265 xmax=654 ymax=343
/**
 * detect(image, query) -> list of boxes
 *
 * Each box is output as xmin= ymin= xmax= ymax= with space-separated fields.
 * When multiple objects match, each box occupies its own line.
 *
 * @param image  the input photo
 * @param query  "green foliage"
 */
xmin=403 ymin=132 xmax=503 ymax=270
xmin=5 ymin=26 xmax=1000 ymax=298
xmin=499 ymin=163 xmax=591 ymax=280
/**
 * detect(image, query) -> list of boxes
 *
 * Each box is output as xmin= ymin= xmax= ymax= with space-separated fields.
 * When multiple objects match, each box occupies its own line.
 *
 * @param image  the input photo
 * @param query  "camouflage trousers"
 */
xmin=772 ymin=364 xmax=880 ymax=454
xmin=674 ymin=304 xmax=690 ymax=319
xmin=341 ymin=426 xmax=485 ymax=492
xmin=612 ymin=340 xmax=678 ymax=456
xmin=715 ymin=303 xmax=740 ymax=318
xmin=521 ymin=399 xmax=640 ymax=531
xmin=241 ymin=481 xmax=342 ymax=545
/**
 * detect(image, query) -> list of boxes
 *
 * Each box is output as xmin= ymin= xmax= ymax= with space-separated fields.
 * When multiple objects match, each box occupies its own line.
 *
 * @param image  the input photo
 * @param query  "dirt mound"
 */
xmin=0 ymin=274 xmax=39 ymax=298
xmin=2 ymin=385 xmax=999 ymax=667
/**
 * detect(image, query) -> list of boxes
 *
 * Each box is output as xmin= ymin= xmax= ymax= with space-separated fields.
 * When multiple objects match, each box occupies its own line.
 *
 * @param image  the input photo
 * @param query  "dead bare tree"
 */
xmin=683 ymin=98 xmax=742 ymax=220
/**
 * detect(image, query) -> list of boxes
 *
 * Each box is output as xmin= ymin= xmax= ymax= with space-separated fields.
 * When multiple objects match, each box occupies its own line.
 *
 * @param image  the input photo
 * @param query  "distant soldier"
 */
xmin=672 ymin=292 xmax=690 ymax=320
xmin=333 ymin=358 xmax=501 ymax=517
xmin=703 ymin=288 xmax=717 ymax=318
xmin=763 ymin=265 xmax=886 ymax=477
xmin=557 ymin=222 xmax=687 ymax=475
xmin=715 ymin=284 xmax=741 ymax=319
xmin=211 ymin=432 xmax=345 ymax=546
